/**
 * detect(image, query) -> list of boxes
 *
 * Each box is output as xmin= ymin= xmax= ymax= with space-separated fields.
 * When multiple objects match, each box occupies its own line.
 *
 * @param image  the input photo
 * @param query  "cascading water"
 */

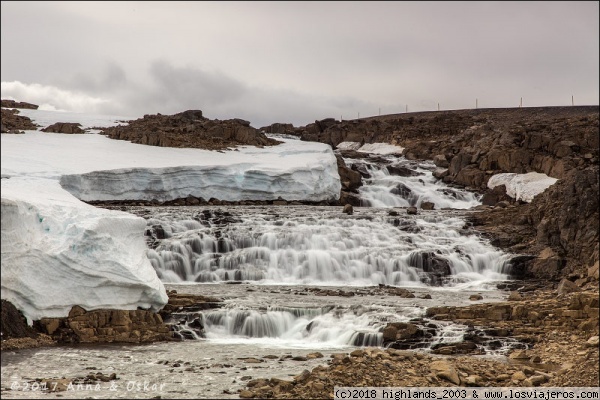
xmin=131 ymin=149 xmax=517 ymax=350
xmin=168 ymin=302 xmax=424 ymax=349
xmin=348 ymin=155 xmax=481 ymax=209
xmin=145 ymin=208 xmax=510 ymax=286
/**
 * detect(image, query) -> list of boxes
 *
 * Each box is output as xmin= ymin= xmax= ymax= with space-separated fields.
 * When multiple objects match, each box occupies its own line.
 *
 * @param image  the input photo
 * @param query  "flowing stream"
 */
xmin=1 ymin=151 xmax=523 ymax=399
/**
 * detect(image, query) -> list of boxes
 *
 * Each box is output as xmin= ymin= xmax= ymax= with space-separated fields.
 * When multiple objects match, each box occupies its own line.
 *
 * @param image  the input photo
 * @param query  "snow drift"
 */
xmin=1 ymin=177 xmax=168 ymax=322
xmin=487 ymin=172 xmax=558 ymax=203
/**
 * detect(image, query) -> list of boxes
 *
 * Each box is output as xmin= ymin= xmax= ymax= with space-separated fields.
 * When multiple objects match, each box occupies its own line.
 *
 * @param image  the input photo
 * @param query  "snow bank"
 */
xmin=336 ymin=141 xmax=363 ymax=151
xmin=0 ymin=108 xmax=341 ymax=321
xmin=1 ymin=177 xmax=168 ymax=323
xmin=487 ymin=172 xmax=558 ymax=203
xmin=336 ymin=141 xmax=405 ymax=155
xmin=1 ymin=132 xmax=341 ymax=202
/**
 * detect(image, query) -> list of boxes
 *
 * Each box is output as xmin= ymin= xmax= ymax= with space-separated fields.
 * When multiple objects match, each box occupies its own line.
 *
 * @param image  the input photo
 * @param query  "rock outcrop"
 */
xmin=295 ymin=106 xmax=599 ymax=283
xmin=100 ymin=110 xmax=281 ymax=150
xmin=1 ymin=108 xmax=39 ymax=133
xmin=1 ymin=99 xmax=39 ymax=109
xmin=35 ymin=305 xmax=172 ymax=344
xmin=42 ymin=122 xmax=86 ymax=134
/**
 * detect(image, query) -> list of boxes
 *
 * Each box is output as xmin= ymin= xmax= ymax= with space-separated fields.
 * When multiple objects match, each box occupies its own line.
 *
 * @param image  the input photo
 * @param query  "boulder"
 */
xmin=342 ymin=204 xmax=353 ymax=215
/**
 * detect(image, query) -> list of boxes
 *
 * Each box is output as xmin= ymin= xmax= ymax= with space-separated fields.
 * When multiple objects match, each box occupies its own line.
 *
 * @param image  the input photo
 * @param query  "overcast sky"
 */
xmin=1 ymin=1 xmax=598 ymax=128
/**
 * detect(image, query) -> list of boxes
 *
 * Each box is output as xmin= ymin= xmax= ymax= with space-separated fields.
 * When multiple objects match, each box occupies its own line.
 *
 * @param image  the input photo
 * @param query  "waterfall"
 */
xmin=146 ymin=209 xmax=510 ymax=286
xmin=350 ymin=156 xmax=481 ymax=209
xmin=170 ymin=305 xmax=394 ymax=348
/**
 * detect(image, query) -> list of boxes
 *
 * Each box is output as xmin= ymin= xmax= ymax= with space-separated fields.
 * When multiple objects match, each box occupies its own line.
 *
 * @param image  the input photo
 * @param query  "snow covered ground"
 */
xmin=0 ymin=108 xmax=341 ymax=322
xmin=487 ymin=172 xmax=558 ymax=203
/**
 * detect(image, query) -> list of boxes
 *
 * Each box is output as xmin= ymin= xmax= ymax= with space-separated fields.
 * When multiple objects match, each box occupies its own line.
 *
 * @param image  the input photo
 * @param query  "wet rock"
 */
xmin=390 ymin=183 xmax=412 ymax=198
xmin=421 ymin=201 xmax=435 ymax=210
xmin=343 ymin=204 xmax=353 ymax=215
xmin=386 ymin=165 xmax=422 ymax=177
xmin=407 ymin=207 xmax=418 ymax=215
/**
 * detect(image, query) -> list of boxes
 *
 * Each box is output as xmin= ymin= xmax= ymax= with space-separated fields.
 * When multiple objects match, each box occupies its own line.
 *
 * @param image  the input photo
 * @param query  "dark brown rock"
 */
xmin=42 ymin=122 xmax=85 ymax=134
xmin=100 ymin=110 xmax=281 ymax=150
xmin=1 ymin=108 xmax=39 ymax=132
xmin=1 ymin=300 xmax=38 ymax=340
xmin=1 ymin=99 xmax=38 ymax=109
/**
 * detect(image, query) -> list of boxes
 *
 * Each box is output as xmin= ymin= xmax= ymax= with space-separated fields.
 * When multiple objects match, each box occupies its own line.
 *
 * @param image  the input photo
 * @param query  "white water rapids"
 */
xmin=134 ymin=152 xmax=514 ymax=350
xmin=1 ymin=151 xmax=526 ymax=399
xmin=145 ymin=207 xmax=510 ymax=286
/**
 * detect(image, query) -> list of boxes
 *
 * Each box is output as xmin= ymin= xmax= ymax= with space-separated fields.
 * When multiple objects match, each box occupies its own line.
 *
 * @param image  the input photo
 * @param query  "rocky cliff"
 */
xmin=292 ymin=107 xmax=599 ymax=283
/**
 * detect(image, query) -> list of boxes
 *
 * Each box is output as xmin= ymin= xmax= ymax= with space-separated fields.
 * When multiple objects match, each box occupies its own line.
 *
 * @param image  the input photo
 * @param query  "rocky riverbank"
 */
xmin=239 ymin=287 xmax=599 ymax=399
xmin=0 ymin=292 xmax=222 ymax=351
xmin=271 ymin=107 xmax=599 ymax=284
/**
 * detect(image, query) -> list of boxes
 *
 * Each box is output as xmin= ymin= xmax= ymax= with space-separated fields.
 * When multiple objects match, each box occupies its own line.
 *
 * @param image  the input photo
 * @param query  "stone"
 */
xmin=239 ymin=389 xmax=255 ymax=398
xmin=343 ymin=204 xmax=353 ymax=215
xmin=586 ymin=336 xmax=599 ymax=347
xmin=588 ymin=261 xmax=599 ymax=280
xmin=512 ymin=371 xmax=527 ymax=381
xmin=68 ymin=305 xmax=87 ymax=318
xmin=469 ymin=294 xmax=483 ymax=301
xmin=430 ymin=360 xmax=460 ymax=385
xmin=421 ymin=201 xmax=435 ymax=210
xmin=42 ymin=122 xmax=85 ymax=134
xmin=557 ymin=278 xmax=582 ymax=294
xmin=509 ymin=350 xmax=530 ymax=360
xmin=407 ymin=207 xmax=418 ymax=215
xmin=508 ymin=291 xmax=523 ymax=301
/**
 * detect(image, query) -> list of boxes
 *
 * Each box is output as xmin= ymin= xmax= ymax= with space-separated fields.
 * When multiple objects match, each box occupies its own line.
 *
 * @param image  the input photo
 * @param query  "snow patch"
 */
xmin=1 ymin=132 xmax=341 ymax=202
xmin=487 ymin=172 xmax=558 ymax=203
xmin=336 ymin=141 xmax=405 ymax=155
xmin=1 ymin=178 xmax=168 ymax=323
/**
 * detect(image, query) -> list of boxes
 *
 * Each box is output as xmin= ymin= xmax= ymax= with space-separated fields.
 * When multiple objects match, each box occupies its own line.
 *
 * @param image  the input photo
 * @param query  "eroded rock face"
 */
xmin=100 ymin=110 xmax=281 ymax=150
xmin=295 ymin=107 xmax=598 ymax=189
xmin=0 ymin=299 xmax=38 ymax=340
xmin=36 ymin=306 xmax=172 ymax=344
xmin=297 ymin=107 xmax=599 ymax=283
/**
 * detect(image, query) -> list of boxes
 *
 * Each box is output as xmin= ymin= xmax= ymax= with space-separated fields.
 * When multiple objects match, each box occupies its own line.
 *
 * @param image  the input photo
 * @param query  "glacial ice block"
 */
xmin=1 ymin=177 xmax=168 ymax=323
